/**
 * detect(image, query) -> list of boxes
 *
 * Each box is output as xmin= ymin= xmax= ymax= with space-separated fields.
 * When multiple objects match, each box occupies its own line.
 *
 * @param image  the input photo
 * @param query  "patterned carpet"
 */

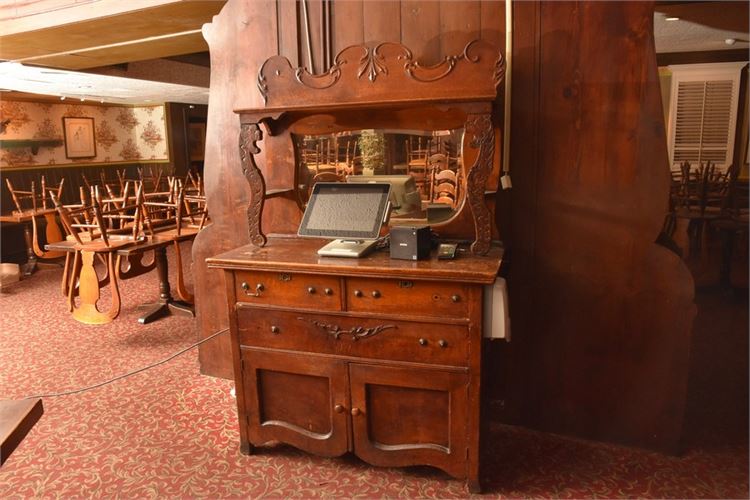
xmin=0 ymin=245 xmax=747 ymax=498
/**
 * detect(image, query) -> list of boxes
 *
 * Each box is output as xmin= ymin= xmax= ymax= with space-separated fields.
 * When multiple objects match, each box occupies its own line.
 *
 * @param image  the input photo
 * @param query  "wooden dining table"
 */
xmin=46 ymin=227 xmax=198 ymax=324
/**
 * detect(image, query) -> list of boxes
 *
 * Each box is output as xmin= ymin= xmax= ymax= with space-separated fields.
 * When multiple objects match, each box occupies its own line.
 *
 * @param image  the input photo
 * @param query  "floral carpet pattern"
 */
xmin=0 ymin=246 xmax=747 ymax=498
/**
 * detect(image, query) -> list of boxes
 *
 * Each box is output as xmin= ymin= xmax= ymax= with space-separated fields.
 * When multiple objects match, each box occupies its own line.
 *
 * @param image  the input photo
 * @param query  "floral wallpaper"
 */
xmin=0 ymin=100 xmax=169 ymax=168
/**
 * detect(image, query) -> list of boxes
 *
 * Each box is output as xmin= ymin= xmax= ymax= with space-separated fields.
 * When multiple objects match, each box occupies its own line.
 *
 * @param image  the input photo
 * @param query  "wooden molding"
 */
xmin=657 ymin=49 xmax=749 ymax=66
xmin=251 ymin=40 xmax=505 ymax=113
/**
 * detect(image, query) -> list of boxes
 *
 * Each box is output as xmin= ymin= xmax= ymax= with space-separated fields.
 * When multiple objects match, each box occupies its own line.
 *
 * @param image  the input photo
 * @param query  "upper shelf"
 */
xmin=0 ymin=139 xmax=63 ymax=154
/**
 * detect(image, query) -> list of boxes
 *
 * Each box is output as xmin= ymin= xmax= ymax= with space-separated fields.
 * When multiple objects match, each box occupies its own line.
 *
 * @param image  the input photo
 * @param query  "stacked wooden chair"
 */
xmin=140 ymin=178 xmax=208 ymax=304
xmin=4 ymin=176 xmax=66 ymax=260
xmin=51 ymin=184 xmax=148 ymax=324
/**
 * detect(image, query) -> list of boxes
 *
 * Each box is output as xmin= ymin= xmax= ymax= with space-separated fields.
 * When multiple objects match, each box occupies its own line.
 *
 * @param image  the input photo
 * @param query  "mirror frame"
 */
xmin=236 ymin=40 xmax=504 ymax=255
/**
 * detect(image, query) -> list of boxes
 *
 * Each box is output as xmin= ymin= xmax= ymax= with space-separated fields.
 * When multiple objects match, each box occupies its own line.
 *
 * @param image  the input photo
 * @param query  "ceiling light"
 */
xmin=665 ymin=16 xmax=679 ymax=21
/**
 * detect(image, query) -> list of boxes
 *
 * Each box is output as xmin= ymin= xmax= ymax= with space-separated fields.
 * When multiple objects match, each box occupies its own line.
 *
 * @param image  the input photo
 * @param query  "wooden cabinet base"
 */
xmin=208 ymin=238 xmax=502 ymax=493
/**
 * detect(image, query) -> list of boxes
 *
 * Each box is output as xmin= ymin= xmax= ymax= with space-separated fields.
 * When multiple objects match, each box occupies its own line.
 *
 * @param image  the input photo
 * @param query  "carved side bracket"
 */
xmin=298 ymin=317 xmax=396 ymax=341
xmin=465 ymin=114 xmax=495 ymax=255
xmin=239 ymin=123 xmax=267 ymax=247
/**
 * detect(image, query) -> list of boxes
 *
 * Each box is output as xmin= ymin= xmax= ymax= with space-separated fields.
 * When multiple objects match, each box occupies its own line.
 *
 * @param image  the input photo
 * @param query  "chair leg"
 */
xmin=172 ymin=241 xmax=194 ymax=304
xmin=61 ymin=253 xmax=71 ymax=297
xmin=67 ymin=251 xmax=81 ymax=312
xmin=31 ymin=214 xmax=65 ymax=259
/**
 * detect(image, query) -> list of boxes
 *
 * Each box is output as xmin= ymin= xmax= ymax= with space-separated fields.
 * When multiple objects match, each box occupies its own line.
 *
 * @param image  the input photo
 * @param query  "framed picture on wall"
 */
xmin=188 ymin=122 xmax=206 ymax=161
xmin=62 ymin=117 xmax=96 ymax=158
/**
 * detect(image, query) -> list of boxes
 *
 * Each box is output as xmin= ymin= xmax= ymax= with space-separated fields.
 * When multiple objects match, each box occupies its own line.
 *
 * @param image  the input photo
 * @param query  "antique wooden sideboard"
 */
xmin=208 ymin=238 xmax=502 ymax=492
xmin=206 ymin=40 xmax=506 ymax=491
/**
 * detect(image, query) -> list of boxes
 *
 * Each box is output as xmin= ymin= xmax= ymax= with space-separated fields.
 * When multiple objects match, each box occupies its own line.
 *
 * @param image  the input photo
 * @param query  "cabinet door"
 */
xmin=240 ymin=347 xmax=349 ymax=457
xmin=349 ymin=363 xmax=469 ymax=480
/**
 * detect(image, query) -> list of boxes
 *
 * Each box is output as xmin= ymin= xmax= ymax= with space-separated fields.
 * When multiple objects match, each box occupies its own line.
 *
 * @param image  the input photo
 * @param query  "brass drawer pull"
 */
xmin=354 ymin=290 xmax=363 ymax=297
xmin=241 ymin=282 xmax=264 ymax=297
xmin=451 ymin=294 xmax=461 ymax=303
xmin=270 ymin=326 xmax=280 ymax=334
xmin=351 ymin=407 xmax=361 ymax=416
xmin=307 ymin=286 xmax=316 ymax=294
xmin=297 ymin=317 xmax=395 ymax=341
xmin=418 ymin=338 xmax=428 ymax=346
xmin=438 ymin=339 xmax=447 ymax=348
xmin=371 ymin=290 xmax=381 ymax=298
xmin=334 ymin=404 xmax=345 ymax=414
xmin=324 ymin=288 xmax=333 ymax=296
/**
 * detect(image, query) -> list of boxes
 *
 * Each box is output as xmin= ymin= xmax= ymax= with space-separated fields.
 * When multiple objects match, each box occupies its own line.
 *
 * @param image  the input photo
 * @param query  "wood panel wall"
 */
xmin=195 ymin=0 xmax=695 ymax=452
xmin=496 ymin=1 xmax=695 ymax=452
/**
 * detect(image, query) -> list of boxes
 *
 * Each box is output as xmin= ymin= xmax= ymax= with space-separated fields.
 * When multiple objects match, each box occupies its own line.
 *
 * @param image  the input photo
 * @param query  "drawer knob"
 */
xmin=354 ymin=290 xmax=363 ymax=298
xmin=324 ymin=288 xmax=333 ymax=296
xmin=351 ymin=407 xmax=361 ymax=416
xmin=371 ymin=290 xmax=381 ymax=298
xmin=241 ymin=282 xmax=264 ymax=297
xmin=438 ymin=339 xmax=447 ymax=348
xmin=270 ymin=325 xmax=280 ymax=334
xmin=334 ymin=404 xmax=345 ymax=414
xmin=418 ymin=338 xmax=428 ymax=346
xmin=451 ymin=294 xmax=460 ymax=303
xmin=307 ymin=286 xmax=316 ymax=294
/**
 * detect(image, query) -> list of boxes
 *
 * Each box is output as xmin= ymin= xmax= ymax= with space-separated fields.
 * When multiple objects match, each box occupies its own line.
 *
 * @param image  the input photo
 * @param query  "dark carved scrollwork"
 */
xmin=239 ymin=123 xmax=267 ymax=247
xmin=465 ymin=114 xmax=495 ymax=255
xmin=298 ymin=317 xmax=396 ymax=341
xmin=256 ymin=40 xmax=503 ymax=107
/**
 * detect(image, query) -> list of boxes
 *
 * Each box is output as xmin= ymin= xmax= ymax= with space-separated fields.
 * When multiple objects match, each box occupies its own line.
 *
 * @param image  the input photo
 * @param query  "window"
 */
xmin=667 ymin=62 xmax=746 ymax=170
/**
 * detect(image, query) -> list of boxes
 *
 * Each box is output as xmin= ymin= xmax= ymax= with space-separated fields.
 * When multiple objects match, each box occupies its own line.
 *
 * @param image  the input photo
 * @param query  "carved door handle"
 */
xmin=241 ymin=282 xmax=264 ymax=297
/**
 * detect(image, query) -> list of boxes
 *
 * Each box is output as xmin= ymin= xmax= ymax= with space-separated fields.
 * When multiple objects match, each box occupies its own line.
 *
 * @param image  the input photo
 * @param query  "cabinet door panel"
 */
xmin=241 ymin=347 xmax=349 ymax=457
xmin=349 ymin=363 xmax=469 ymax=479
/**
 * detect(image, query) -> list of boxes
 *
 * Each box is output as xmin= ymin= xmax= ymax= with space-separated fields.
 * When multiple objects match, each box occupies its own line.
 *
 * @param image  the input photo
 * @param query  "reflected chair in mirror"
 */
xmin=51 ymin=185 xmax=147 ymax=324
xmin=429 ymin=168 xmax=461 ymax=209
xmin=4 ymin=177 xmax=66 ymax=261
xmin=406 ymin=137 xmax=432 ymax=196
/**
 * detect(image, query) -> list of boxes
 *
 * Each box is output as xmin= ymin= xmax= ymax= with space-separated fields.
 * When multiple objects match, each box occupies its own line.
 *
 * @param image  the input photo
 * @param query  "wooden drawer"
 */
xmin=237 ymin=309 xmax=469 ymax=367
xmin=234 ymin=270 xmax=341 ymax=311
xmin=345 ymin=277 xmax=470 ymax=319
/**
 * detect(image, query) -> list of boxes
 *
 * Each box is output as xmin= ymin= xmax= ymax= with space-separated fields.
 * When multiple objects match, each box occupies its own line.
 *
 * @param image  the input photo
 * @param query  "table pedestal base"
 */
xmin=138 ymin=299 xmax=194 ymax=324
xmin=137 ymin=245 xmax=195 ymax=324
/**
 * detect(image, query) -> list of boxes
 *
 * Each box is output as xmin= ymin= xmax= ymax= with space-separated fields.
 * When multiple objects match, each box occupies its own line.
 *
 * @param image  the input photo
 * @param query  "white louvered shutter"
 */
xmin=668 ymin=63 xmax=745 ymax=171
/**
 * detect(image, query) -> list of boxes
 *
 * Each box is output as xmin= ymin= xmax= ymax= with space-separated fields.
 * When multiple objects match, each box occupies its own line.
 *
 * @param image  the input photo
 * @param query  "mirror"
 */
xmin=294 ymin=128 xmax=465 ymax=224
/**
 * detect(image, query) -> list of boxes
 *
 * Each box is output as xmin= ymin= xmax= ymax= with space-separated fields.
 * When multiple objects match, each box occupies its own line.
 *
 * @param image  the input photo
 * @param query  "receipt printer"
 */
xmin=390 ymin=225 xmax=431 ymax=260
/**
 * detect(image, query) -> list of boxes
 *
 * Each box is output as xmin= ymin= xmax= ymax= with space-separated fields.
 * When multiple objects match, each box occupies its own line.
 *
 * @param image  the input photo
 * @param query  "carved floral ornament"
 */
xmin=257 ymin=39 xmax=505 ymax=107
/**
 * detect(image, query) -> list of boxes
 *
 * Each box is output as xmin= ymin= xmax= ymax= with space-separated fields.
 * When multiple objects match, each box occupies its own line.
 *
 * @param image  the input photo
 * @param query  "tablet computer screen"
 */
xmin=298 ymin=182 xmax=391 ymax=239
